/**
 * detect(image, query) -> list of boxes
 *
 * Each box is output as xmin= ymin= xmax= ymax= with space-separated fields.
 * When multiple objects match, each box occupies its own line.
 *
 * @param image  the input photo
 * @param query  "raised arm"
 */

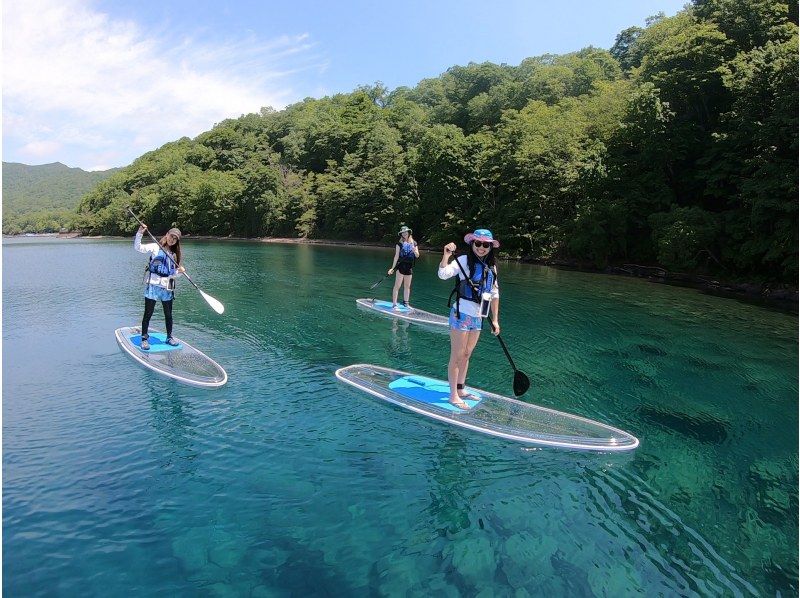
xmin=134 ymin=226 xmax=160 ymax=257
xmin=437 ymin=243 xmax=460 ymax=279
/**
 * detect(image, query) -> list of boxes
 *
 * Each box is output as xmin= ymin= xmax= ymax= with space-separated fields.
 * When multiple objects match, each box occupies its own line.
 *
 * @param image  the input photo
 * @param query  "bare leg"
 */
xmin=403 ymin=274 xmax=412 ymax=305
xmin=448 ymin=330 xmax=471 ymax=409
xmin=391 ymin=272 xmax=402 ymax=307
xmin=458 ymin=330 xmax=482 ymax=397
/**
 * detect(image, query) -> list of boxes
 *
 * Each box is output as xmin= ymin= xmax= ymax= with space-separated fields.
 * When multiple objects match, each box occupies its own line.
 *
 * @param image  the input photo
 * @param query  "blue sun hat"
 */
xmin=464 ymin=228 xmax=500 ymax=248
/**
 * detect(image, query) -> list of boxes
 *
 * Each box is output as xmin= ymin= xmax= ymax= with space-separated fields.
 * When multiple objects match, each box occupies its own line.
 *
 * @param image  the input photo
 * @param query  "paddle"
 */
xmin=369 ymin=270 xmax=394 ymax=290
xmin=450 ymin=251 xmax=530 ymax=397
xmin=368 ymin=268 xmax=395 ymax=303
xmin=126 ymin=207 xmax=225 ymax=315
xmin=489 ymin=321 xmax=530 ymax=396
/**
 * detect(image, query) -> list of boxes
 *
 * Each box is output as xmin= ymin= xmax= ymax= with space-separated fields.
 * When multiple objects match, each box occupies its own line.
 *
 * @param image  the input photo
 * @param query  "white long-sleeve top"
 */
xmin=438 ymin=254 xmax=499 ymax=317
xmin=134 ymin=231 xmax=179 ymax=275
xmin=134 ymin=230 xmax=163 ymax=258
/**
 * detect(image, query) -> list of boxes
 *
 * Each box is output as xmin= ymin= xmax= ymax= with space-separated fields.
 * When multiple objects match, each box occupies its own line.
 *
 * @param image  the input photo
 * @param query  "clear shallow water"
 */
xmin=3 ymin=237 xmax=797 ymax=596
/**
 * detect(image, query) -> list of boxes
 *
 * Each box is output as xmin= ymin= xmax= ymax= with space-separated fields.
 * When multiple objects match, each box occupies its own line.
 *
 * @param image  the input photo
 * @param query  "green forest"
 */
xmin=77 ymin=0 xmax=797 ymax=282
xmin=3 ymin=162 xmax=118 ymax=234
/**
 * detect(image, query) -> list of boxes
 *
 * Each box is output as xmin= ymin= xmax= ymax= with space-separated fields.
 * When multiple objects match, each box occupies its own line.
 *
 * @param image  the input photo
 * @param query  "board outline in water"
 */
xmin=115 ymin=326 xmax=228 ymax=388
xmin=355 ymin=298 xmax=448 ymax=329
xmin=335 ymin=364 xmax=639 ymax=451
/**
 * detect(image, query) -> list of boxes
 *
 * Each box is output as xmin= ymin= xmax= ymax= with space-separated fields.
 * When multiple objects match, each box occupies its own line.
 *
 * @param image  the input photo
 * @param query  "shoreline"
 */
xmin=8 ymin=232 xmax=797 ymax=312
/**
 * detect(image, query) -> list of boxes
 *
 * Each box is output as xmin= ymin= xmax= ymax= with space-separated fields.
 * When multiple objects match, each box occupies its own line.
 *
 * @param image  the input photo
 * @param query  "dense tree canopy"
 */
xmin=74 ymin=0 xmax=796 ymax=282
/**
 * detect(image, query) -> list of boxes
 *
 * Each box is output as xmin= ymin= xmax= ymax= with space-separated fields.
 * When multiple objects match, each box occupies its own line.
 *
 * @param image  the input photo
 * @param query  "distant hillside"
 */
xmin=3 ymin=162 xmax=119 ymax=215
xmin=2 ymin=162 xmax=120 ymax=234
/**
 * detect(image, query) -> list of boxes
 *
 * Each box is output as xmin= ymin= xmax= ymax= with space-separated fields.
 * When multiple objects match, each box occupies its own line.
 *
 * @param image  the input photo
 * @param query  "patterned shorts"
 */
xmin=449 ymin=306 xmax=482 ymax=332
xmin=144 ymin=284 xmax=174 ymax=302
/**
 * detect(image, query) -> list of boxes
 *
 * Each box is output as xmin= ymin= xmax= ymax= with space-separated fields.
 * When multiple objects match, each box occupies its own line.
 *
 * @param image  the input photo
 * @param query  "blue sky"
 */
xmin=3 ymin=0 xmax=688 ymax=170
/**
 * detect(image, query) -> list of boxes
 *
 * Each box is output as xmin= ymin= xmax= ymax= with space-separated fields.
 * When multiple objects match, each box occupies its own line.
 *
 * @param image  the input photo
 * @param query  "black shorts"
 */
xmin=396 ymin=261 xmax=413 ymax=276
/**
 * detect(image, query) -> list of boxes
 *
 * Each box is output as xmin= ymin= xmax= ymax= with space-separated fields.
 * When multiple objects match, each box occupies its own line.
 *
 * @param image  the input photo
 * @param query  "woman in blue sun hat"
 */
xmin=437 ymin=228 xmax=501 ymax=410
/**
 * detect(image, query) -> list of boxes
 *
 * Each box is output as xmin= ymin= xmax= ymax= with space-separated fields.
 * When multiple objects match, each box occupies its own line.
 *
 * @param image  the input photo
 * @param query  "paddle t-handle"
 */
xmin=126 ymin=207 xmax=225 ymax=315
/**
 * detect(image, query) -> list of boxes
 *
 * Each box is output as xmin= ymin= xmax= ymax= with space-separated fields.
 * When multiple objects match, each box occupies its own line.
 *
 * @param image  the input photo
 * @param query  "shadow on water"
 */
xmin=268 ymin=536 xmax=360 ymax=596
xmin=637 ymin=343 xmax=667 ymax=357
xmin=550 ymin=549 xmax=597 ymax=598
xmin=637 ymin=405 xmax=729 ymax=444
xmin=149 ymin=392 xmax=200 ymax=475
xmin=426 ymin=431 xmax=474 ymax=539
xmin=582 ymin=464 xmax=760 ymax=596
xmin=365 ymin=430 xmax=489 ymax=596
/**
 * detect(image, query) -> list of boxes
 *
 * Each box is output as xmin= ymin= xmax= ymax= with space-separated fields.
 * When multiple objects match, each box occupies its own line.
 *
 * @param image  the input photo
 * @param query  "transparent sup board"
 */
xmin=335 ymin=364 xmax=639 ymax=451
xmin=356 ymin=299 xmax=448 ymax=329
xmin=115 ymin=326 xmax=228 ymax=388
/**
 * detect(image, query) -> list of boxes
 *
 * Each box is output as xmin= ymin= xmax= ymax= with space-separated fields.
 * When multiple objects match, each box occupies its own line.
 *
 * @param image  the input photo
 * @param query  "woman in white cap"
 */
xmin=438 ymin=228 xmax=501 ymax=409
xmin=134 ymin=224 xmax=185 ymax=350
xmin=388 ymin=225 xmax=420 ymax=310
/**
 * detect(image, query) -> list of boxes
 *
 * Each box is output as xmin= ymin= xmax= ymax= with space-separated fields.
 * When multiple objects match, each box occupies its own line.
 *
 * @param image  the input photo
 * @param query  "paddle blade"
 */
xmin=513 ymin=370 xmax=530 ymax=397
xmin=200 ymin=290 xmax=225 ymax=314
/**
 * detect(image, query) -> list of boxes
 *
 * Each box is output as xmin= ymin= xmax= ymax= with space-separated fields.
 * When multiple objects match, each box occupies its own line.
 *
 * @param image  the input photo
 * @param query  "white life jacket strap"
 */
xmin=147 ymin=273 xmax=176 ymax=290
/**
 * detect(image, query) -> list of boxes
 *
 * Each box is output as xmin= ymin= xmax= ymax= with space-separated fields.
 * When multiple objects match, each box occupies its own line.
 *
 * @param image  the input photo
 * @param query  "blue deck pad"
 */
xmin=388 ymin=375 xmax=482 ymax=413
xmin=370 ymin=300 xmax=412 ymax=314
xmin=129 ymin=333 xmax=183 ymax=353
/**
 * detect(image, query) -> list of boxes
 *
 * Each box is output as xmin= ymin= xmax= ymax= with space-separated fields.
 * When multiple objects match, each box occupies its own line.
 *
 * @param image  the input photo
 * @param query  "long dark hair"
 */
xmin=159 ymin=234 xmax=182 ymax=266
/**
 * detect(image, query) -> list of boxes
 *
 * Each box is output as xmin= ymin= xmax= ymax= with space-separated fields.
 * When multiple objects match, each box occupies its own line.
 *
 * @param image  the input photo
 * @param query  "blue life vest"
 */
xmin=448 ymin=257 xmax=496 ymax=317
xmin=398 ymin=241 xmax=416 ymax=262
xmin=458 ymin=259 xmax=495 ymax=302
xmin=147 ymin=249 xmax=177 ymax=277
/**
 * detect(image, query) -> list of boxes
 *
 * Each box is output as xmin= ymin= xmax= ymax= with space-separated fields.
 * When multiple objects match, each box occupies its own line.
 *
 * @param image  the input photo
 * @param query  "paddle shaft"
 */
xmin=494 ymin=330 xmax=518 ymax=371
xmin=450 ymin=250 xmax=528 ymax=380
xmin=369 ymin=270 xmax=394 ymax=290
xmin=126 ymin=207 xmax=201 ymax=291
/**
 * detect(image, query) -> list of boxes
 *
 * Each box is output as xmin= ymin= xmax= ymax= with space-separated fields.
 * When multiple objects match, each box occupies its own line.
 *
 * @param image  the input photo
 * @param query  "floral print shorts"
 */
xmin=449 ymin=306 xmax=482 ymax=331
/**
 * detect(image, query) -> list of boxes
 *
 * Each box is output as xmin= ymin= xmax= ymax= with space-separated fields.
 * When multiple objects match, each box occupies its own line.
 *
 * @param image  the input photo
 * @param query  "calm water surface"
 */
xmin=4 ymin=237 xmax=798 ymax=596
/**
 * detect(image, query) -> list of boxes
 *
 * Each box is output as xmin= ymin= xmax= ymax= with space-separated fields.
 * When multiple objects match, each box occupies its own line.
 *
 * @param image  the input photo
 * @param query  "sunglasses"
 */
xmin=472 ymin=241 xmax=493 ymax=249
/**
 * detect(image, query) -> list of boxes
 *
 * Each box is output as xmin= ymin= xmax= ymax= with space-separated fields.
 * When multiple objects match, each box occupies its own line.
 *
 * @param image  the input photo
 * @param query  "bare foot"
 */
xmin=449 ymin=397 xmax=471 ymax=410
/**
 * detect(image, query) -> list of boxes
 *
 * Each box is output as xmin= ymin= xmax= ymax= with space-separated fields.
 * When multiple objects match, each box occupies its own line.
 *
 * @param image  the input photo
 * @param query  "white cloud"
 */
xmin=19 ymin=139 xmax=62 ymax=158
xmin=2 ymin=0 xmax=323 ymax=168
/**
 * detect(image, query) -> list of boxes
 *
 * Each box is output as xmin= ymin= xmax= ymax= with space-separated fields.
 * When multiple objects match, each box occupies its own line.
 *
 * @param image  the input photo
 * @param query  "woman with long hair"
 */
xmin=134 ymin=224 xmax=185 ymax=350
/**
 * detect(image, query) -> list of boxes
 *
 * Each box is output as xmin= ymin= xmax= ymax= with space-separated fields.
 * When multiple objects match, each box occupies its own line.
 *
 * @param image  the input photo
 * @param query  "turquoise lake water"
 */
xmin=3 ymin=237 xmax=798 ymax=596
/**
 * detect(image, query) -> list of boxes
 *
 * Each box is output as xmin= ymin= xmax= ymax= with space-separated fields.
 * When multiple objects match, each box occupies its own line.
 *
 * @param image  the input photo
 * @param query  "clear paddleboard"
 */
xmin=356 ymin=299 xmax=448 ymax=329
xmin=115 ymin=326 xmax=228 ymax=388
xmin=335 ymin=364 xmax=639 ymax=451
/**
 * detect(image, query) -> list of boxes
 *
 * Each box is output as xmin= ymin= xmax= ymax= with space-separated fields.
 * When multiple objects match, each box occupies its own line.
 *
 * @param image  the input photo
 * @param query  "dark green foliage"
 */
xmin=649 ymin=206 xmax=721 ymax=271
xmin=70 ymin=0 xmax=796 ymax=282
xmin=611 ymin=26 xmax=645 ymax=72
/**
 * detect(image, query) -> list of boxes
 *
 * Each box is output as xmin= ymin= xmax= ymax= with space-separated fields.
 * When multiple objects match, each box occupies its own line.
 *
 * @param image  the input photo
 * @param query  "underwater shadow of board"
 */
xmin=637 ymin=406 xmax=729 ymax=444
